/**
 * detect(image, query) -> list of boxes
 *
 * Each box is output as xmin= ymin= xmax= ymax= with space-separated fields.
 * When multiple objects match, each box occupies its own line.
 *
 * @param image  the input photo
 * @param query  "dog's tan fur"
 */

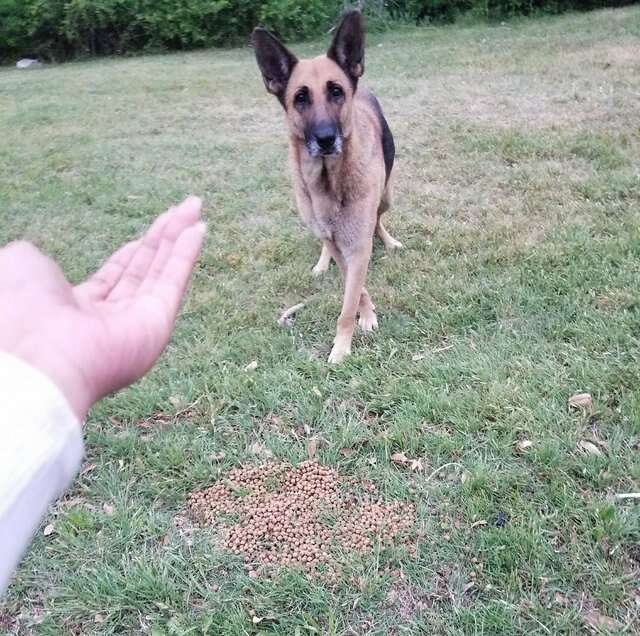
xmin=252 ymin=11 xmax=400 ymax=363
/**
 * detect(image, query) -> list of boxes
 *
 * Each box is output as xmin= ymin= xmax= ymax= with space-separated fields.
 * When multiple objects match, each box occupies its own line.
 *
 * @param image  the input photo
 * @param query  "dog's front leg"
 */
xmin=327 ymin=238 xmax=374 ymax=364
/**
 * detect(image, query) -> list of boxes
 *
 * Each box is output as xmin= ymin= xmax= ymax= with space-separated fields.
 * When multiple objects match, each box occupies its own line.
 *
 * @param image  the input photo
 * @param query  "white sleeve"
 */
xmin=0 ymin=352 xmax=84 ymax=595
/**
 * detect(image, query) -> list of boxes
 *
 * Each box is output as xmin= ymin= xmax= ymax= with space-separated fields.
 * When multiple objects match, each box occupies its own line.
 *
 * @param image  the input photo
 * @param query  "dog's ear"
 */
xmin=327 ymin=10 xmax=365 ymax=88
xmin=251 ymin=28 xmax=298 ymax=106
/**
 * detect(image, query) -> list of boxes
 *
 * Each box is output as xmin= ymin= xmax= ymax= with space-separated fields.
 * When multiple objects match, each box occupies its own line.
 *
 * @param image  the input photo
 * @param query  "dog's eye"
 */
xmin=328 ymin=84 xmax=344 ymax=100
xmin=294 ymin=88 xmax=309 ymax=106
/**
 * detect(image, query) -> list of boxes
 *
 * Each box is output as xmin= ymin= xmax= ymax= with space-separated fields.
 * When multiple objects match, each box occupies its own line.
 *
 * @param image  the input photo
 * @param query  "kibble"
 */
xmin=186 ymin=460 xmax=416 ymax=578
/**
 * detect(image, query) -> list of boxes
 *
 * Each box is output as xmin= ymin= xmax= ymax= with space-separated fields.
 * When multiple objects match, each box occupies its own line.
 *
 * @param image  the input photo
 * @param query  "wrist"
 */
xmin=0 ymin=338 xmax=92 ymax=421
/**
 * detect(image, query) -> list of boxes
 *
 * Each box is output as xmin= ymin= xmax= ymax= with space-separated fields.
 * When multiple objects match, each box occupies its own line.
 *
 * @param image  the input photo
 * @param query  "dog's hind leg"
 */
xmin=312 ymin=243 xmax=332 ymax=276
xmin=376 ymin=219 xmax=403 ymax=251
xmin=376 ymin=185 xmax=402 ymax=250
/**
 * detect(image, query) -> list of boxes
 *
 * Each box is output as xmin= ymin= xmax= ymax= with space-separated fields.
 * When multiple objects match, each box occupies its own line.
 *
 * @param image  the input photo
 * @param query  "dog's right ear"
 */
xmin=251 ymin=28 xmax=298 ymax=106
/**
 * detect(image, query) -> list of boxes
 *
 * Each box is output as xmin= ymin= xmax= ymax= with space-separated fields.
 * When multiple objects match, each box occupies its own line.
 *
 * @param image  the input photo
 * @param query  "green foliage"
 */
xmin=0 ymin=0 xmax=340 ymax=60
xmin=1 ymin=0 xmax=636 ymax=61
xmin=389 ymin=0 xmax=636 ymax=22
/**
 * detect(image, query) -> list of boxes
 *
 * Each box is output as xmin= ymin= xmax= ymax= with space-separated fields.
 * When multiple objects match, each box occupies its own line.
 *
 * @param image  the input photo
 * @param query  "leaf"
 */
xmin=307 ymin=437 xmax=318 ymax=460
xmin=168 ymin=395 xmax=182 ymax=408
xmin=80 ymin=463 xmax=97 ymax=476
xmin=43 ymin=524 xmax=55 ymax=536
xmin=244 ymin=360 xmax=258 ymax=372
xmin=340 ymin=447 xmax=354 ymax=458
xmin=578 ymin=440 xmax=603 ymax=456
xmin=391 ymin=452 xmax=423 ymax=471
xmin=312 ymin=386 xmax=322 ymax=398
xmin=582 ymin=608 xmax=623 ymax=632
xmin=516 ymin=439 xmax=533 ymax=452
xmin=208 ymin=451 xmax=226 ymax=462
xmin=94 ymin=614 xmax=105 ymax=624
xmin=248 ymin=442 xmax=273 ymax=458
xmin=569 ymin=392 xmax=593 ymax=409
xmin=391 ymin=452 xmax=409 ymax=465
xmin=102 ymin=503 xmax=115 ymax=516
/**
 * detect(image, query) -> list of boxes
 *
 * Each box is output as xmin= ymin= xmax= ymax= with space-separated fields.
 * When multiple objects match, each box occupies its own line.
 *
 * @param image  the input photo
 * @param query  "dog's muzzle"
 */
xmin=305 ymin=122 xmax=343 ymax=158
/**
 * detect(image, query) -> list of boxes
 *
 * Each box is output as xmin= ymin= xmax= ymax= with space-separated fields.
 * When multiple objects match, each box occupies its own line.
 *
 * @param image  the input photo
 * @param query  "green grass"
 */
xmin=1 ymin=6 xmax=640 ymax=635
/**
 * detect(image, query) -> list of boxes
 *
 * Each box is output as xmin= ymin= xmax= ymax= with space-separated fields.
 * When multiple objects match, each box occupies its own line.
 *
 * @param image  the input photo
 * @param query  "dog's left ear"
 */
xmin=327 ymin=10 xmax=365 ymax=88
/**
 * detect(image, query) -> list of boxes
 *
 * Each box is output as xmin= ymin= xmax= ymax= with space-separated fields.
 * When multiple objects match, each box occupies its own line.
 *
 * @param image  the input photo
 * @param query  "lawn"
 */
xmin=1 ymin=6 xmax=639 ymax=635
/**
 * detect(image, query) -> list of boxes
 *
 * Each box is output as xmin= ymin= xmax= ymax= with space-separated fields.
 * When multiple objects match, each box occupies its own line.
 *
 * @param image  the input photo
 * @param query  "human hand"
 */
xmin=0 ymin=197 xmax=206 ymax=420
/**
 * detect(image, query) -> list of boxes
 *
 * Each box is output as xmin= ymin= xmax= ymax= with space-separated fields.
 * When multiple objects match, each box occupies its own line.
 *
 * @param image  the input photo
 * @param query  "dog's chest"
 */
xmin=301 ymin=160 xmax=342 ymax=241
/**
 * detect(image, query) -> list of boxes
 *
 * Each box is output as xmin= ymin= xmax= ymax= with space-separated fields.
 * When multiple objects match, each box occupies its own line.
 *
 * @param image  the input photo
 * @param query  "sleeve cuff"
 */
xmin=0 ymin=351 xmax=84 ymax=594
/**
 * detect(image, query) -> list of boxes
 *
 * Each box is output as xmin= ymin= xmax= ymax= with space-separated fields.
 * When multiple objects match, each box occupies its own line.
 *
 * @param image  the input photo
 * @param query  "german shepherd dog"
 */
xmin=252 ymin=10 xmax=401 ymax=364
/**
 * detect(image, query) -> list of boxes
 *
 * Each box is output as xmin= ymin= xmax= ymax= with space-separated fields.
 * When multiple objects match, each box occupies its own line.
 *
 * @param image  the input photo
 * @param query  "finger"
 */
xmin=138 ymin=196 xmax=203 ymax=295
xmin=108 ymin=197 xmax=202 ymax=302
xmin=74 ymin=239 xmax=140 ymax=301
xmin=152 ymin=221 xmax=207 ymax=320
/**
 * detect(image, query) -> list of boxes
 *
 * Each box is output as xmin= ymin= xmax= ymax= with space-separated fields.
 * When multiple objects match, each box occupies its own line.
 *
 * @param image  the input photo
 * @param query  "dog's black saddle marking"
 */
xmin=366 ymin=91 xmax=395 ymax=184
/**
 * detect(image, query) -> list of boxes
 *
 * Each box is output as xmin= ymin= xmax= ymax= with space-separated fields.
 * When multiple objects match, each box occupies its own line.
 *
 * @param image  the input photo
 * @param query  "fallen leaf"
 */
xmin=252 ymin=616 xmax=263 ymax=625
xmin=578 ymin=440 xmax=603 ymax=456
xmin=391 ymin=452 xmax=409 ymax=465
xmin=168 ymin=395 xmax=182 ymax=408
xmin=554 ymin=591 xmax=569 ymax=606
xmin=412 ymin=353 xmax=425 ymax=361
xmin=208 ymin=451 xmax=226 ymax=462
xmin=569 ymin=392 xmax=593 ymax=409
xmin=102 ymin=503 xmax=115 ymax=516
xmin=248 ymin=442 xmax=273 ymax=459
xmin=43 ymin=524 xmax=55 ymax=537
xmin=391 ymin=452 xmax=423 ymax=471
xmin=516 ymin=439 xmax=533 ymax=452
xmin=461 ymin=471 xmax=471 ymax=484
xmin=463 ymin=582 xmax=475 ymax=593
xmin=386 ymin=589 xmax=399 ymax=604
xmin=470 ymin=520 xmax=487 ymax=529
xmin=244 ymin=360 xmax=258 ymax=372
xmin=94 ymin=614 xmax=105 ymax=624
xmin=80 ymin=463 xmax=97 ymax=476
xmin=307 ymin=437 xmax=318 ymax=460
xmin=312 ymin=386 xmax=322 ymax=398
xmin=340 ymin=447 xmax=354 ymax=458
xmin=582 ymin=608 xmax=623 ymax=632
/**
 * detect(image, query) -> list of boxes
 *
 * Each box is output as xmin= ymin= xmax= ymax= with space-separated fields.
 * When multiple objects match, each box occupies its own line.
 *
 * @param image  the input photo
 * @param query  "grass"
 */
xmin=1 ymin=6 xmax=639 ymax=635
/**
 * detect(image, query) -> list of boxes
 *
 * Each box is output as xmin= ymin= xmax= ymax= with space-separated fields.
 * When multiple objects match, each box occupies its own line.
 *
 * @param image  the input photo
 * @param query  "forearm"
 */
xmin=0 ymin=352 xmax=83 ymax=594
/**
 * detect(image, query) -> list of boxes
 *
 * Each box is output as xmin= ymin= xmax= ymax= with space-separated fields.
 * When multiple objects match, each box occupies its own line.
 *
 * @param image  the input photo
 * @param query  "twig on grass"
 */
xmin=278 ymin=302 xmax=306 ymax=327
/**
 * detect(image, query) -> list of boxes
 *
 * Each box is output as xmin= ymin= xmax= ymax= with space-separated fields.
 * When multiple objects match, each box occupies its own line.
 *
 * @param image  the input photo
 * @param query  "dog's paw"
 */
xmin=384 ymin=237 xmax=403 ymax=251
xmin=328 ymin=342 xmax=351 ymax=364
xmin=311 ymin=262 xmax=329 ymax=276
xmin=358 ymin=309 xmax=378 ymax=332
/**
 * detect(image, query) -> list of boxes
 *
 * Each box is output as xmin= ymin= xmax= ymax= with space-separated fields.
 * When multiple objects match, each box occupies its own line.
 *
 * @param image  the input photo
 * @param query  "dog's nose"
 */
xmin=313 ymin=123 xmax=338 ymax=152
xmin=316 ymin=131 xmax=336 ymax=151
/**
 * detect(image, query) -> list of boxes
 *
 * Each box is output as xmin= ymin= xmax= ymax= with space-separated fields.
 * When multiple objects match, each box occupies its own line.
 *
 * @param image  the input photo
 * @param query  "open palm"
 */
xmin=0 ymin=197 xmax=206 ymax=419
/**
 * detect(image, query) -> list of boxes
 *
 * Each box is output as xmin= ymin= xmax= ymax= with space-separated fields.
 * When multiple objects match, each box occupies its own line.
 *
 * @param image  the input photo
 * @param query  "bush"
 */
xmin=0 ymin=0 xmax=635 ymax=61
xmin=0 ymin=0 xmax=341 ymax=60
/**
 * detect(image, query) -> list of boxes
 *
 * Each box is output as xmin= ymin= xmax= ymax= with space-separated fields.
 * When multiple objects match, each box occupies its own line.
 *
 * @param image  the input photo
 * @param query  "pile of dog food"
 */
xmin=187 ymin=460 xmax=415 ymax=576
